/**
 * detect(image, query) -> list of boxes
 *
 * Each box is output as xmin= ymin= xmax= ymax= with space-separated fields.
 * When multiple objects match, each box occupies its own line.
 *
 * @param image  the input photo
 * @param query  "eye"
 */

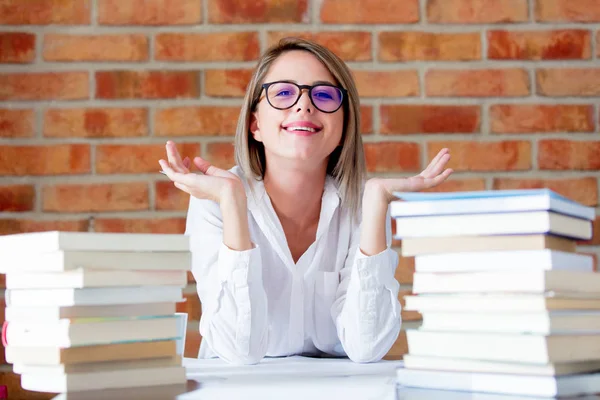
xmin=275 ymin=90 xmax=293 ymax=97
xmin=314 ymin=91 xmax=334 ymax=100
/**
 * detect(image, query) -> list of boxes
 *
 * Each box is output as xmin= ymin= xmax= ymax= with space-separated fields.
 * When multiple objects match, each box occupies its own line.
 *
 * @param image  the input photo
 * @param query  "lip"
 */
xmin=282 ymin=120 xmax=323 ymax=136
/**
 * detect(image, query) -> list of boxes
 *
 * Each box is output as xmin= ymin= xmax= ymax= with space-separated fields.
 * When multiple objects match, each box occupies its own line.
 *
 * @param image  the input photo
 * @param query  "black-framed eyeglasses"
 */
xmin=260 ymin=81 xmax=347 ymax=114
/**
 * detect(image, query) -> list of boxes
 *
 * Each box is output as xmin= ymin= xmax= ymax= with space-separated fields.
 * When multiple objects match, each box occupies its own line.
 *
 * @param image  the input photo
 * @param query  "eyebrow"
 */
xmin=279 ymin=79 xmax=336 ymax=86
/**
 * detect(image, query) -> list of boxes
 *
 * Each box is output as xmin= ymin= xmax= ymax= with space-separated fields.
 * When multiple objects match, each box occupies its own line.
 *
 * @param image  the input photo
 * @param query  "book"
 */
xmin=0 ymin=250 xmax=191 ymax=273
xmin=419 ymin=310 xmax=600 ymax=334
xmin=5 ymin=268 xmax=188 ymax=289
xmin=3 ymin=315 xmax=180 ymax=347
xmin=4 ymin=302 xmax=177 ymax=322
xmin=402 ymin=354 xmax=600 ymax=377
xmin=404 ymin=293 xmax=600 ymax=312
xmin=412 ymin=270 xmax=600 ymax=295
xmin=414 ymin=249 xmax=593 ymax=273
xmin=400 ymin=234 xmax=577 ymax=257
xmin=0 ymin=231 xmax=190 ymax=254
xmin=391 ymin=188 xmax=595 ymax=221
xmin=396 ymin=366 xmax=600 ymax=397
xmin=5 ymin=286 xmax=184 ymax=307
xmin=406 ymin=329 xmax=600 ymax=363
xmin=393 ymin=210 xmax=592 ymax=240
xmin=5 ymin=340 xmax=177 ymax=365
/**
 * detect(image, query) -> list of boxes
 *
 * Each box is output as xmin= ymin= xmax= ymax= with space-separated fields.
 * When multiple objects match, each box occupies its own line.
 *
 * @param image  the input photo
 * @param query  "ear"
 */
xmin=249 ymin=111 xmax=263 ymax=142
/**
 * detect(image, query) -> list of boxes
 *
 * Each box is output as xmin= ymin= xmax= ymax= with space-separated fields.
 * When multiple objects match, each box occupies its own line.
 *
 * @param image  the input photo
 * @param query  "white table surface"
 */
xmin=50 ymin=356 xmax=600 ymax=400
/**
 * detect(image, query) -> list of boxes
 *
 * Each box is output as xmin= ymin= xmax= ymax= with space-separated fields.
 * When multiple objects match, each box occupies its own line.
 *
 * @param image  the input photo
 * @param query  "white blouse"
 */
xmin=185 ymin=166 xmax=402 ymax=365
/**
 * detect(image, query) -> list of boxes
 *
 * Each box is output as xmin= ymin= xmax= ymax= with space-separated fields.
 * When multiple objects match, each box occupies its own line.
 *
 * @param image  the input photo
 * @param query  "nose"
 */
xmin=295 ymin=88 xmax=312 ymax=113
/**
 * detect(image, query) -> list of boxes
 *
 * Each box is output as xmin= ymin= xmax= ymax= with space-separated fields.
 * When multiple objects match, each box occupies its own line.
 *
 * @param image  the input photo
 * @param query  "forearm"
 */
xmin=359 ymin=180 xmax=390 ymax=256
xmin=220 ymin=182 xmax=253 ymax=251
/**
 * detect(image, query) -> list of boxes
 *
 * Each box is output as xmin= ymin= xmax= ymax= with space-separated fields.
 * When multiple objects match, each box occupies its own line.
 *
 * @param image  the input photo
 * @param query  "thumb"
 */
xmin=193 ymin=157 xmax=229 ymax=178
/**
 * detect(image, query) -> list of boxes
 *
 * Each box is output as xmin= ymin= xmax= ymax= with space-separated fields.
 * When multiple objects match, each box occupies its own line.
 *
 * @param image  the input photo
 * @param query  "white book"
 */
xmin=4 ymin=316 xmax=179 ymax=347
xmin=396 ymin=367 xmax=600 ymax=397
xmin=21 ymin=365 xmax=186 ymax=393
xmin=5 ymin=286 xmax=184 ymax=307
xmin=413 ymin=270 xmax=600 ymax=294
xmin=420 ymin=310 xmax=600 ymax=334
xmin=0 ymin=231 xmax=190 ymax=254
xmin=5 ymin=302 xmax=177 ymax=322
xmin=391 ymin=189 xmax=595 ymax=221
xmin=5 ymin=268 xmax=188 ymax=289
xmin=414 ymin=250 xmax=593 ymax=273
xmin=394 ymin=211 xmax=592 ymax=240
xmin=404 ymin=293 xmax=600 ymax=312
xmin=403 ymin=354 xmax=600 ymax=377
xmin=406 ymin=329 xmax=600 ymax=363
xmin=0 ymin=250 xmax=191 ymax=273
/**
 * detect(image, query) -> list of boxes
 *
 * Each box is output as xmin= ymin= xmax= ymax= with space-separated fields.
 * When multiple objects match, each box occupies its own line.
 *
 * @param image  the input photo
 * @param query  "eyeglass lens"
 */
xmin=266 ymin=82 xmax=343 ymax=113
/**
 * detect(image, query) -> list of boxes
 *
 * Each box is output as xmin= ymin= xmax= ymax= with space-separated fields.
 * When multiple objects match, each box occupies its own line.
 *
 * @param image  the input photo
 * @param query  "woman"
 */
xmin=159 ymin=37 xmax=452 ymax=365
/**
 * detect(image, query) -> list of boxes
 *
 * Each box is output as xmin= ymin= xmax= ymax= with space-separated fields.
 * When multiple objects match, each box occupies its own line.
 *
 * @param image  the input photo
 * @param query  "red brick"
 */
xmin=267 ymin=31 xmax=371 ymax=62
xmin=44 ymin=108 xmax=148 ymax=138
xmin=96 ymin=71 xmax=199 ymax=100
xmin=205 ymin=142 xmax=235 ymax=170
xmin=98 ymin=0 xmax=202 ymax=25
xmin=321 ymin=0 xmax=419 ymax=23
xmin=0 ymin=109 xmax=34 ymax=138
xmin=185 ymin=328 xmax=202 ymax=358
xmin=493 ymin=177 xmax=598 ymax=206
xmin=384 ymin=331 xmax=408 ymax=360
xmin=535 ymin=0 xmax=600 ymax=22
xmin=0 ymin=72 xmax=89 ymax=100
xmin=597 ymin=32 xmax=600 ymax=57
xmin=0 ymin=219 xmax=89 ymax=235
xmin=0 ymin=32 xmax=35 ymax=63
xmin=538 ymin=140 xmax=600 ymax=170
xmin=364 ymin=142 xmax=420 ymax=173
xmin=488 ymin=30 xmax=591 ymax=60
xmin=156 ymin=32 xmax=259 ymax=62
xmin=379 ymin=32 xmax=481 ymax=61
xmin=427 ymin=141 xmax=531 ymax=171
xmin=380 ymin=105 xmax=480 ymax=134
xmin=0 ymin=185 xmax=35 ymax=212
xmin=0 ymin=0 xmax=90 ymax=25
xmin=579 ymin=217 xmax=600 ymax=246
xmin=155 ymin=181 xmax=189 ymax=211
xmin=353 ymin=70 xmax=419 ymax=98
xmin=94 ymin=218 xmax=186 ymax=234
xmin=537 ymin=69 xmax=600 ymax=96
xmin=204 ymin=69 xmax=253 ymax=98
xmin=96 ymin=143 xmax=200 ymax=174
xmin=155 ymin=106 xmax=239 ymax=137
xmin=491 ymin=105 xmax=594 ymax=134
xmin=176 ymin=293 xmax=201 ymax=320
xmin=395 ymin=254 xmax=415 ymax=284
xmin=0 ymin=145 xmax=90 ymax=176
xmin=360 ymin=105 xmax=373 ymax=134
xmin=426 ymin=69 xmax=529 ymax=97
xmin=43 ymin=183 xmax=149 ymax=212
xmin=209 ymin=0 xmax=308 ymax=23
xmin=427 ymin=0 xmax=528 ymax=23
xmin=423 ymin=178 xmax=487 ymax=193
xmin=44 ymin=34 xmax=148 ymax=61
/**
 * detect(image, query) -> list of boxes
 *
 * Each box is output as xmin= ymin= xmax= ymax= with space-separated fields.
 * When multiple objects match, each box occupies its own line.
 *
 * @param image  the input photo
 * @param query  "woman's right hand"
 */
xmin=159 ymin=141 xmax=244 ymax=204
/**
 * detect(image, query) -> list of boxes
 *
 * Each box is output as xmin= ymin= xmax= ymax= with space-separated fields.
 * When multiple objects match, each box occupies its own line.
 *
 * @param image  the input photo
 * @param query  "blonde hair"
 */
xmin=234 ymin=37 xmax=366 ymax=218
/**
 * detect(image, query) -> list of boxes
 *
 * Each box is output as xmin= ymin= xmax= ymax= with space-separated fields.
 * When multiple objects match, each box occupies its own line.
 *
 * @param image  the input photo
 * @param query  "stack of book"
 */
xmin=391 ymin=189 xmax=600 ymax=398
xmin=0 ymin=231 xmax=190 ymax=394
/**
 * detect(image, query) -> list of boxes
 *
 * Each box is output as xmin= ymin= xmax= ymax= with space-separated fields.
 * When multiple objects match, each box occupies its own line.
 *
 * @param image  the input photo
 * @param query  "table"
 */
xmin=49 ymin=356 xmax=600 ymax=400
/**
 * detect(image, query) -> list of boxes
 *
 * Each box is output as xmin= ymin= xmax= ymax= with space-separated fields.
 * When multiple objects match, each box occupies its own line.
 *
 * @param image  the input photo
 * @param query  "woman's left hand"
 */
xmin=366 ymin=148 xmax=453 ymax=204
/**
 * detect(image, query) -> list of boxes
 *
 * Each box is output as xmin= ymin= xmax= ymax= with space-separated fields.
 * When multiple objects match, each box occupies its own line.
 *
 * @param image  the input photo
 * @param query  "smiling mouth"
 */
xmin=283 ymin=126 xmax=322 ymax=135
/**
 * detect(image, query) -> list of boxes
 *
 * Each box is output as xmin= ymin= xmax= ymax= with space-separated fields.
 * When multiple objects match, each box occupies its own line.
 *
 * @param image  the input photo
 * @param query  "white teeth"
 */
xmin=286 ymin=126 xmax=317 ymax=132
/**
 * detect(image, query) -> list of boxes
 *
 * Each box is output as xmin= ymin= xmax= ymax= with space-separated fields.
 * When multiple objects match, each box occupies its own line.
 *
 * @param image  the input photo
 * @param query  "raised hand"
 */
xmin=366 ymin=148 xmax=453 ymax=204
xmin=158 ymin=141 xmax=243 ymax=204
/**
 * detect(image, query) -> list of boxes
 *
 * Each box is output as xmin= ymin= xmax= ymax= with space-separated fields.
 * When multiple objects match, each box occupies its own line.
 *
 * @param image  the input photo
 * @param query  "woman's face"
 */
xmin=251 ymin=50 xmax=344 ymax=172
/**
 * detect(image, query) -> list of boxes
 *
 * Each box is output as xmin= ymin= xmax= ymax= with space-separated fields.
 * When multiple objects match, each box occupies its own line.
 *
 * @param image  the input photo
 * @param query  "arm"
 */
xmin=186 ymin=188 xmax=269 ymax=365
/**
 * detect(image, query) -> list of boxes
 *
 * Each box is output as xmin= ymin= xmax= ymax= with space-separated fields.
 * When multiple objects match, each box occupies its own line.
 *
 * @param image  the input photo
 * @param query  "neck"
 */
xmin=263 ymin=162 xmax=327 ymax=230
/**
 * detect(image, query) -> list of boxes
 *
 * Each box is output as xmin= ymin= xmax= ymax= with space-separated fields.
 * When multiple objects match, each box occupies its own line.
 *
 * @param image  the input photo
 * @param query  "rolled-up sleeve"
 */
xmin=331 ymin=206 xmax=401 ymax=363
xmin=185 ymin=196 xmax=268 ymax=365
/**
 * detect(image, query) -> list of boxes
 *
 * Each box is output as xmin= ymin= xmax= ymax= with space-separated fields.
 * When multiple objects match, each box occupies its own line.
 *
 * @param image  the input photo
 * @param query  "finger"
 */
xmin=425 ymin=168 xmax=453 ymax=188
xmin=183 ymin=157 xmax=191 ymax=169
xmin=422 ymin=148 xmax=449 ymax=176
xmin=174 ymin=181 xmax=191 ymax=194
xmin=166 ymin=141 xmax=189 ymax=173
xmin=426 ymin=153 xmax=451 ymax=178
xmin=193 ymin=157 xmax=230 ymax=178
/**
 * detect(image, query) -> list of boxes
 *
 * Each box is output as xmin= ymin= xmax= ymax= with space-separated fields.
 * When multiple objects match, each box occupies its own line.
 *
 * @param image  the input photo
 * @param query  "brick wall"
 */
xmin=1 ymin=0 xmax=599 ymax=388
